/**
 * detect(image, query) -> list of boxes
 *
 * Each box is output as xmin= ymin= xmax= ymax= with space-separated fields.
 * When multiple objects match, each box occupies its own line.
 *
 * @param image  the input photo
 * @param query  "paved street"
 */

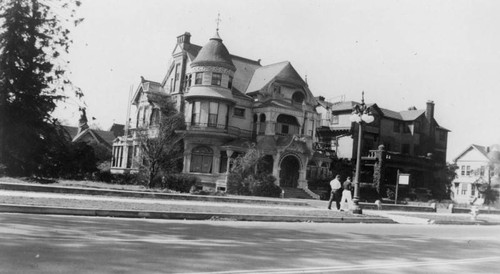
xmin=1 ymin=213 xmax=500 ymax=273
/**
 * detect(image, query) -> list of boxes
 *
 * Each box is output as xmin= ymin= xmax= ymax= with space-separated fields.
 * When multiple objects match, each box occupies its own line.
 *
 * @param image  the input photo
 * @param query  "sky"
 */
xmin=53 ymin=0 xmax=500 ymax=162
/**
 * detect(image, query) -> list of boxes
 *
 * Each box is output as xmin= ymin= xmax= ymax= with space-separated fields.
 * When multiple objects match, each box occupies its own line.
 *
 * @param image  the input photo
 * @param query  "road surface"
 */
xmin=1 ymin=213 xmax=499 ymax=273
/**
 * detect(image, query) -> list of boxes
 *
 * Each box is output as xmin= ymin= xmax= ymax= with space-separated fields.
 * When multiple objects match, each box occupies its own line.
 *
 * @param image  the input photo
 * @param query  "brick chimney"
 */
xmin=177 ymin=32 xmax=191 ymax=45
xmin=425 ymin=100 xmax=434 ymax=122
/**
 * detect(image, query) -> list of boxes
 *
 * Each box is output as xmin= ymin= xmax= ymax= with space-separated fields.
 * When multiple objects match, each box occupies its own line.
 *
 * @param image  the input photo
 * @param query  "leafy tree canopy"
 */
xmin=0 ymin=0 xmax=83 ymax=176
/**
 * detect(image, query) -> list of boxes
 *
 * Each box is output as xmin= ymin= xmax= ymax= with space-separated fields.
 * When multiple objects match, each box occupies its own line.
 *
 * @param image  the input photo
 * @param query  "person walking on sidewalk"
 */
xmin=328 ymin=175 xmax=342 ymax=210
xmin=340 ymin=177 xmax=353 ymax=211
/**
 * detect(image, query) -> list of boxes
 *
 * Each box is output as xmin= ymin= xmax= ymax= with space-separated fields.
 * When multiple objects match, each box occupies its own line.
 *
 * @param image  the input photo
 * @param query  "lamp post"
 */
xmin=349 ymin=91 xmax=374 ymax=214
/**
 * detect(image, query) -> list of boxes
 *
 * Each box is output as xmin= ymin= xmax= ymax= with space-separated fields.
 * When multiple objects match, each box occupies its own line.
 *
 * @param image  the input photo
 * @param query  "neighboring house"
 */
xmin=63 ymin=110 xmax=124 ymax=149
xmin=316 ymin=97 xmax=449 ymax=190
xmin=452 ymin=144 xmax=497 ymax=205
xmin=111 ymin=30 xmax=330 ymax=196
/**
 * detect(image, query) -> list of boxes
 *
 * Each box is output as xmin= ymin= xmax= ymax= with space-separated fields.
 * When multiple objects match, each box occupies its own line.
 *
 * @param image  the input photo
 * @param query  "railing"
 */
xmin=186 ymin=122 xmax=253 ymax=139
xmin=362 ymin=149 xmax=438 ymax=168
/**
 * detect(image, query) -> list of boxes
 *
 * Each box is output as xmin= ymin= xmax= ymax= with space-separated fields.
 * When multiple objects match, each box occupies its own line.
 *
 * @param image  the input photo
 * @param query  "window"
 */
xmin=402 ymin=144 xmax=410 ymax=154
xmin=234 ymin=107 xmax=245 ymax=117
xmin=480 ymin=166 xmax=485 ymax=176
xmin=466 ymin=166 xmax=471 ymax=176
xmin=331 ymin=115 xmax=339 ymax=125
xmin=471 ymin=185 xmax=476 ymax=196
xmin=461 ymin=187 xmax=467 ymax=195
xmin=274 ymin=85 xmax=281 ymax=94
xmin=211 ymin=73 xmax=222 ymax=86
xmin=195 ymin=72 xmax=203 ymax=85
xmin=185 ymin=74 xmax=192 ymax=88
xmin=208 ymin=102 xmax=219 ymax=127
xmin=228 ymin=76 xmax=233 ymax=89
xmin=393 ymin=121 xmax=400 ymax=133
xmin=292 ymin=91 xmax=305 ymax=104
xmin=190 ymin=146 xmax=213 ymax=173
xmin=219 ymin=151 xmax=228 ymax=173
xmin=461 ymin=165 xmax=465 ymax=176
xmin=403 ymin=123 xmax=410 ymax=133
xmin=191 ymin=102 xmax=200 ymax=125
xmin=174 ymin=63 xmax=180 ymax=84
xmin=150 ymin=109 xmax=160 ymax=126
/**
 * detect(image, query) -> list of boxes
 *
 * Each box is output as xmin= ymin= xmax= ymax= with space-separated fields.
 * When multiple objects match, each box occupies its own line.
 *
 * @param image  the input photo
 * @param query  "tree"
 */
xmin=432 ymin=163 xmax=458 ymax=200
xmin=0 ymin=0 xmax=83 ymax=176
xmin=134 ymin=96 xmax=185 ymax=188
xmin=227 ymin=144 xmax=281 ymax=197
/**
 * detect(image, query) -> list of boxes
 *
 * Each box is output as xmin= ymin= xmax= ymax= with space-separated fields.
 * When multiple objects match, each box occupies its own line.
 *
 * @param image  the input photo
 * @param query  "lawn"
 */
xmin=0 ymin=176 xmax=149 ymax=192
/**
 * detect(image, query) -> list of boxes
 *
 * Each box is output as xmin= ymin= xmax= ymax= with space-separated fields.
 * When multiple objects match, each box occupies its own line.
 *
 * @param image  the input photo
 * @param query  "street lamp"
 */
xmin=349 ymin=91 xmax=374 ymax=214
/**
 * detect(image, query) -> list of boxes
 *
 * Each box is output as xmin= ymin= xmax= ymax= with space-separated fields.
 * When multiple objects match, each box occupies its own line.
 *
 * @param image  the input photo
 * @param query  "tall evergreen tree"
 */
xmin=0 ymin=0 xmax=83 ymax=176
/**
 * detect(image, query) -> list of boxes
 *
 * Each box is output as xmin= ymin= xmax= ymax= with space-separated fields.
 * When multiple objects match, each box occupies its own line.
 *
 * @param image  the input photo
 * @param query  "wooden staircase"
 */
xmin=281 ymin=187 xmax=316 ymax=199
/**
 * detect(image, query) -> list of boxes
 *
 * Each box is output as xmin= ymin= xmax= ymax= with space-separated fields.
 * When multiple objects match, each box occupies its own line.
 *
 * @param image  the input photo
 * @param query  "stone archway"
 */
xmin=279 ymin=155 xmax=301 ymax=187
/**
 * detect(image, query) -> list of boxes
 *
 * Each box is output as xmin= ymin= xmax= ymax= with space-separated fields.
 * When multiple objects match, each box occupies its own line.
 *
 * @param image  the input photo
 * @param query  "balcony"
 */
xmin=362 ymin=149 xmax=441 ymax=169
xmin=186 ymin=122 xmax=253 ymax=139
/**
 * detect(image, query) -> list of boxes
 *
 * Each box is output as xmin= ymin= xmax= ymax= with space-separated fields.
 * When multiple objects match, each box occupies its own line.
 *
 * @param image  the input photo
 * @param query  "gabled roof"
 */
xmin=329 ymin=101 xmax=360 ymax=112
xmin=132 ymin=78 xmax=167 ymax=106
xmin=245 ymin=61 xmax=305 ymax=93
xmin=109 ymin=123 xmax=125 ymax=137
xmin=453 ymin=144 xmax=490 ymax=163
xmin=62 ymin=126 xmax=79 ymax=140
xmin=399 ymin=110 xmax=425 ymax=121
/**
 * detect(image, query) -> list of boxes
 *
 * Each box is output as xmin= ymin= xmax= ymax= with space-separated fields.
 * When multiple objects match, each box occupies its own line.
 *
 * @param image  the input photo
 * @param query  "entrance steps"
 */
xmin=281 ymin=187 xmax=316 ymax=199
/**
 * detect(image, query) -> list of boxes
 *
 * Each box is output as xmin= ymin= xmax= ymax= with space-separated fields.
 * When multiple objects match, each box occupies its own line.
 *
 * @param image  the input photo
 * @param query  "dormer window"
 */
xmin=211 ymin=73 xmax=222 ymax=86
xmin=195 ymin=72 xmax=203 ymax=85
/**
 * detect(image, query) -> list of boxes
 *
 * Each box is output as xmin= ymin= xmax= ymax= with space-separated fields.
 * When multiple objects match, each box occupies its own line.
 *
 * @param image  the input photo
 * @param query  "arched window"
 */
xmin=276 ymin=114 xmax=299 ymax=135
xmin=150 ymin=108 xmax=160 ymax=126
xmin=190 ymin=146 xmax=213 ymax=173
xmin=292 ymin=91 xmax=305 ymax=105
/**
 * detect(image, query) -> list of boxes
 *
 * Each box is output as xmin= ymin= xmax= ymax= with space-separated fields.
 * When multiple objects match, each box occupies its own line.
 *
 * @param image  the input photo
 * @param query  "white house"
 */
xmin=452 ymin=144 xmax=495 ymax=205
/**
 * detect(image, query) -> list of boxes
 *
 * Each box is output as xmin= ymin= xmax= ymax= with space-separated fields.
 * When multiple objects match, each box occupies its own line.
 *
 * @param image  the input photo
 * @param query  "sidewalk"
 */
xmin=1 ymin=181 xmax=499 ymax=225
xmin=0 ymin=184 xmax=393 ymax=223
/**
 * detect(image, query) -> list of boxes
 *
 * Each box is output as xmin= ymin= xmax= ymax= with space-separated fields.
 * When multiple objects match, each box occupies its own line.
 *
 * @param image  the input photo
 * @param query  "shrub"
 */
xmin=152 ymin=173 xmax=200 ymax=193
xmin=307 ymin=178 xmax=330 ymax=190
xmin=227 ymin=172 xmax=251 ymax=196
xmin=110 ymin=172 xmax=139 ymax=185
xmin=249 ymin=174 xmax=281 ymax=198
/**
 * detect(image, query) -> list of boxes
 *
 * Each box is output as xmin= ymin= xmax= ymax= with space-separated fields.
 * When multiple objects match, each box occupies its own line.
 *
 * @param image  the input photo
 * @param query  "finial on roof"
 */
xmin=361 ymin=91 xmax=365 ymax=104
xmin=216 ymin=12 xmax=221 ymax=32
xmin=212 ymin=13 xmax=222 ymax=40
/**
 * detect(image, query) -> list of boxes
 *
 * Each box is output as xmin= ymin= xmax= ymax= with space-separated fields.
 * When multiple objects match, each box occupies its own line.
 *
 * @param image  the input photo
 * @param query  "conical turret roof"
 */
xmin=191 ymin=31 xmax=235 ymax=70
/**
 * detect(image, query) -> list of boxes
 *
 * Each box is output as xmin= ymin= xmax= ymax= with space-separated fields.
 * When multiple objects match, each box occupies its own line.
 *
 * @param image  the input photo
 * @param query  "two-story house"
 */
xmin=111 ymin=31 xmax=328 ymax=197
xmin=316 ymin=97 xmax=449 ymax=191
xmin=452 ymin=144 xmax=497 ymax=205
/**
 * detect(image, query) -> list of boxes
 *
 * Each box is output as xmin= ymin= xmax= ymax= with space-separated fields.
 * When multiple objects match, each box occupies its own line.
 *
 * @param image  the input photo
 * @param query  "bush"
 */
xmin=308 ymin=178 xmax=330 ymax=190
xmin=151 ymin=173 xmax=200 ymax=193
xmin=249 ymin=174 xmax=281 ymax=198
xmin=227 ymin=172 xmax=251 ymax=195
xmin=110 ymin=172 xmax=140 ymax=185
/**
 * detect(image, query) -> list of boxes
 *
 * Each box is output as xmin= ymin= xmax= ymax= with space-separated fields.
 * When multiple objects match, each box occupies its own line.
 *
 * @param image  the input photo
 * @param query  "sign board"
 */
xmin=398 ymin=173 xmax=410 ymax=185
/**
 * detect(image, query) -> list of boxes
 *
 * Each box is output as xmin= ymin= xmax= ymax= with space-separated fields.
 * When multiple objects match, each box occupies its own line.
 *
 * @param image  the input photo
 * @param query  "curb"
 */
xmin=0 ymin=204 xmax=396 ymax=224
xmin=0 ymin=182 xmax=309 ymax=207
